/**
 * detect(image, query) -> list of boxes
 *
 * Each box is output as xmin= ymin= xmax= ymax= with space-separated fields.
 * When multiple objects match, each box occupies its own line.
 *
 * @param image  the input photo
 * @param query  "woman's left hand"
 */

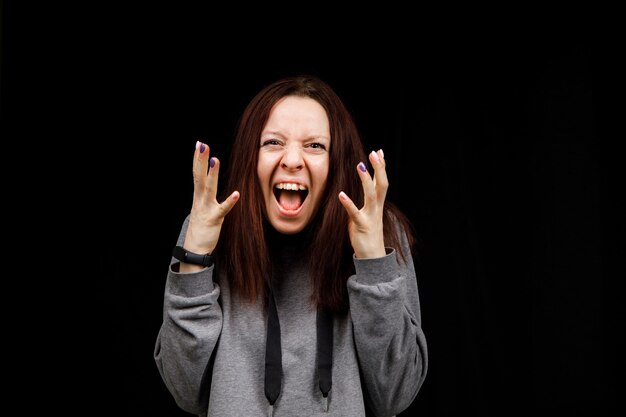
xmin=338 ymin=149 xmax=387 ymax=259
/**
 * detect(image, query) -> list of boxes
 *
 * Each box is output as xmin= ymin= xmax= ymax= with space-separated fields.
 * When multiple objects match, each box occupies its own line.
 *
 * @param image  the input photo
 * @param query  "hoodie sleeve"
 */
xmin=347 ymin=223 xmax=428 ymax=417
xmin=153 ymin=215 xmax=222 ymax=415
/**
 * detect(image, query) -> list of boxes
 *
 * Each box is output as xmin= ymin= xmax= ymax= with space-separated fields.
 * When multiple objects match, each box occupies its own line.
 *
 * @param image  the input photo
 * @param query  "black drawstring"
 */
xmin=317 ymin=308 xmax=333 ymax=399
xmin=264 ymin=287 xmax=282 ymax=407
xmin=264 ymin=288 xmax=333 ymax=412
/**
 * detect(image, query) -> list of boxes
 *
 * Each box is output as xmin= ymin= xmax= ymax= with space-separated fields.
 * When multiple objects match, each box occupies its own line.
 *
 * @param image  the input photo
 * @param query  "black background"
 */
xmin=3 ymin=3 xmax=623 ymax=416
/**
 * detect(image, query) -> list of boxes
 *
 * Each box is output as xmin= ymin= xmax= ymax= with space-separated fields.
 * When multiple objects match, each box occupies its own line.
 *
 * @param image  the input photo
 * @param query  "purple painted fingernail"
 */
xmin=200 ymin=143 xmax=206 ymax=153
xmin=358 ymin=162 xmax=367 ymax=172
xmin=209 ymin=157 xmax=215 ymax=168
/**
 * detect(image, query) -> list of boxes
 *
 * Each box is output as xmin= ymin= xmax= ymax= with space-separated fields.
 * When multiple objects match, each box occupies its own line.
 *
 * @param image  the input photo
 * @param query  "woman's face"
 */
xmin=257 ymin=95 xmax=331 ymax=234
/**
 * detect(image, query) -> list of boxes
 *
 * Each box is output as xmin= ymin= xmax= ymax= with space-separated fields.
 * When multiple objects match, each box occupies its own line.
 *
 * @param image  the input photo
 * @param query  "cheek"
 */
xmin=310 ymin=159 xmax=330 ymax=181
xmin=257 ymin=155 xmax=276 ymax=193
xmin=256 ymin=166 xmax=266 ymax=194
xmin=257 ymin=155 xmax=269 ymax=178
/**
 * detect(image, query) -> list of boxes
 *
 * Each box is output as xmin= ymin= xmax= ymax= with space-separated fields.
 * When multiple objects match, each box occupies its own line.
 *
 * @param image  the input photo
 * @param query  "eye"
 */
xmin=261 ymin=139 xmax=281 ymax=147
xmin=306 ymin=142 xmax=327 ymax=150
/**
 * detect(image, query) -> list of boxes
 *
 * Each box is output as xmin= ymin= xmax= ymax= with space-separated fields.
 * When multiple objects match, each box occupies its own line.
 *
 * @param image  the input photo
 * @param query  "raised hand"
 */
xmin=182 ymin=141 xmax=239 ymax=266
xmin=338 ymin=149 xmax=387 ymax=259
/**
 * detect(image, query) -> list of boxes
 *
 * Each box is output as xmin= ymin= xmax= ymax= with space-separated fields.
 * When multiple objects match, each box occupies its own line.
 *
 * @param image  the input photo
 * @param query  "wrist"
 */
xmin=172 ymin=246 xmax=214 ymax=267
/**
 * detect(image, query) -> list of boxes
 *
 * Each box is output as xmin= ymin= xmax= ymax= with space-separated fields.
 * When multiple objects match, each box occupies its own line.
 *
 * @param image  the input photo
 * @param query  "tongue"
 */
xmin=279 ymin=191 xmax=303 ymax=211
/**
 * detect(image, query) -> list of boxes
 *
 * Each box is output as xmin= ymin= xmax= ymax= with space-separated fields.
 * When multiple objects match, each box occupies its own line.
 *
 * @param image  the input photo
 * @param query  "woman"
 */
xmin=154 ymin=75 xmax=428 ymax=416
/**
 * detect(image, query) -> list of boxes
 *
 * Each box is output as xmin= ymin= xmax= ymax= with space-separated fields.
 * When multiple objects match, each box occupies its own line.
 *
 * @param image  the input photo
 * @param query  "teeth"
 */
xmin=275 ymin=183 xmax=307 ymax=191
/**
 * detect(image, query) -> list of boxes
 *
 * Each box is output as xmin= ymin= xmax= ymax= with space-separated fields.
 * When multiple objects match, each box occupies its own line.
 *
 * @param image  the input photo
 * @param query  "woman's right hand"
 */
xmin=181 ymin=141 xmax=240 ymax=271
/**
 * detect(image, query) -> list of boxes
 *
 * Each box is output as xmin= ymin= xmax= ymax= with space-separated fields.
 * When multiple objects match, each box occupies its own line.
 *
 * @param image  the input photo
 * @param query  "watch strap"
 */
xmin=172 ymin=246 xmax=214 ymax=267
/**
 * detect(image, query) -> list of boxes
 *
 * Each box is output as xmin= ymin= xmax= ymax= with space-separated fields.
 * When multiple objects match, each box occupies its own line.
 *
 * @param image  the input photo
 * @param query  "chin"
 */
xmin=269 ymin=217 xmax=309 ymax=235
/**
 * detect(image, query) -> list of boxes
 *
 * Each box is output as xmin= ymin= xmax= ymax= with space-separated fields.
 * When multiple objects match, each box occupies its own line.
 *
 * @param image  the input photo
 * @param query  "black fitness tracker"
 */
xmin=172 ymin=246 xmax=214 ymax=267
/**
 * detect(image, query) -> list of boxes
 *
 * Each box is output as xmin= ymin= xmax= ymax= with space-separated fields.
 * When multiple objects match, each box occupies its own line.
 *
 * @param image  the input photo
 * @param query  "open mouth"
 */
xmin=274 ymin=182 xmax=309 ymax=211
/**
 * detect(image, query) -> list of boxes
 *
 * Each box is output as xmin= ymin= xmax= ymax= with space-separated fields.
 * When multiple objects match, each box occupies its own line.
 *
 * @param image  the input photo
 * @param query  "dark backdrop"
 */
xmin=3 ymin=4 xmax=623 ymax=416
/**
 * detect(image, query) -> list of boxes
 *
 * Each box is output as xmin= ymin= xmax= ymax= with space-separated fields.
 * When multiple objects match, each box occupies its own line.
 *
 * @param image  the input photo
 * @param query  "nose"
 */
xmin=280 ymin=145 xmax=303 ymax=170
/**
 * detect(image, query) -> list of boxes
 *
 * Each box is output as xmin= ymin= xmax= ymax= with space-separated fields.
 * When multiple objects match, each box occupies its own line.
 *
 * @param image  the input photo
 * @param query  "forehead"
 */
xmin=264 ymin=96 xmax=329 ymax=131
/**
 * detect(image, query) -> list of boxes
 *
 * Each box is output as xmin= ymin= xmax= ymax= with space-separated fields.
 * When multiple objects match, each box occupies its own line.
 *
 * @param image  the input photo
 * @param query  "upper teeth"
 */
xmin=275 ymin=183 xmax=307 ymax=191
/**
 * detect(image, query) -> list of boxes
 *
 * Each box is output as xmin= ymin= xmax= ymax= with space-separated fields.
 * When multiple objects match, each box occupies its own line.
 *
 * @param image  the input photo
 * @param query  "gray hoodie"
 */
xmin=154 ymin=216 xmax=428 ymax=416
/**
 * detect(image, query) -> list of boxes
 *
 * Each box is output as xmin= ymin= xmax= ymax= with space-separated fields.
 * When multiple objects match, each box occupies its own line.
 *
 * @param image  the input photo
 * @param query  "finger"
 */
xmin=357 ymin=161 xmax=376 ymax=206
xmin=193 ymin=140 xmax=210 ymax=183
xmin=338 ymin=191 xmax=360 ymax=219
xmin=368 ymin=149 xmax=389 ymax=200
xmin=219 ymin=191 xmax=241 ymax=216
xmin=192 ymin=141 xmax=211 ymax=204
xmin=207 ymin=156 xmax=220 ymax=198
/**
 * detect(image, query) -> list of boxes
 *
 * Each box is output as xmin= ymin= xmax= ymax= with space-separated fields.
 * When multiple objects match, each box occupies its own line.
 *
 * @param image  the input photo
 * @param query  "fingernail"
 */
xmin=200 ymin=143 xmax=206 ymax=153
xmin=209 ymin=157 xmax=215 ymax=168
xmin=358 ymin=162 xmax=367 ymax=172
xmin=196 ymin=140 xmax=201 ymax=150
xmin=379 ymin=148 xmax=384 ymax=158
xmin=371 ymin=150 xmax=379 ymax=162
xmin=339 ymin=191 xmax=348 ymax=200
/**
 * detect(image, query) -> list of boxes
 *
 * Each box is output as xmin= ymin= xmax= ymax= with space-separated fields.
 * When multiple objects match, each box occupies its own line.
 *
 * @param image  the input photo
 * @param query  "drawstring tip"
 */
xmin=268 ymin=404 xmax=274 ymax=417
xmin=322 ymin=394 xmax=329 ymax=412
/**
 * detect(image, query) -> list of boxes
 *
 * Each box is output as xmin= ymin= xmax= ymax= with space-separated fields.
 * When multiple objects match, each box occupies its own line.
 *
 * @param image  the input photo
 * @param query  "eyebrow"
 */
xmin=261 ymin=131 xmax=330 ymax=141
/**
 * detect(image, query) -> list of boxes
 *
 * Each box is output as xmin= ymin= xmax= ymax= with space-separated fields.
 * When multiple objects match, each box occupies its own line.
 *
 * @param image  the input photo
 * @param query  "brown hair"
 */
xmin=216 ymin=75 xmax=414 ymax=313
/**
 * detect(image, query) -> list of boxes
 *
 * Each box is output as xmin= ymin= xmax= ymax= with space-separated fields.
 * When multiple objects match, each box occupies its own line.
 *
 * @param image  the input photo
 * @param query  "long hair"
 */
xmin=215 ymin=75 xmax=414 ymax=313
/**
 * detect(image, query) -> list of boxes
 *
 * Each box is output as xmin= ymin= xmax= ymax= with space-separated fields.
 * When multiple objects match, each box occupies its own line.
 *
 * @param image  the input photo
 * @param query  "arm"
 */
xmin=154 ymin=141 xmax=239 ymax=414
xmin=339 ymin=149 xmax=427 ymax=416
xmin=153 ymin=215 xmax=222 ymax=415
xmin=347 ymin=225 xmax=428 ymax=416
